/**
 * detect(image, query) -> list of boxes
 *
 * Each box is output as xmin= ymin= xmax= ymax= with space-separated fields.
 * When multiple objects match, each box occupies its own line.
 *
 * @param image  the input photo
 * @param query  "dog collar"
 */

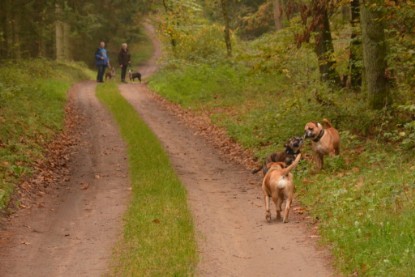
xmin=313 ymin=129 xmax=325 ymax=142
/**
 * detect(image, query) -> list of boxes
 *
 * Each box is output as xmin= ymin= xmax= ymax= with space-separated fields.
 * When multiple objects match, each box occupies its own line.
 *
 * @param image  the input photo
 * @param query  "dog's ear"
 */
xmin=317 ymin=122 xmax=322 ymax=128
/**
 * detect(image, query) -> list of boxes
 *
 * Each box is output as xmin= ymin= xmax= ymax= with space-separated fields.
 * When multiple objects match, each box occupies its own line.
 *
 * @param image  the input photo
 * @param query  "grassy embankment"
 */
xmin=148 ymin=31 xmax=415 ymax=276
xmin=0 ymin=59 xmax=90 ymax=209
xmin=96 ymin=83 xmax=197 ymax=276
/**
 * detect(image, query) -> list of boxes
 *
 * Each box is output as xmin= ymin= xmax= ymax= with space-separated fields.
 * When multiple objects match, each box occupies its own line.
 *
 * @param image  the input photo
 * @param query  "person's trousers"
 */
xmin=121 ymin=65 xmax=128 ymax=81
xmin=97 ymin=65 xmax=106 ymax=82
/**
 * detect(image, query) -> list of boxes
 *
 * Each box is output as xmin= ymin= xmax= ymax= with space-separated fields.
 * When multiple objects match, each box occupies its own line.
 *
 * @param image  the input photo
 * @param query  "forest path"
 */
xmin=119 ymin=22 xmax=335 ymax=277
xmin=0 ymin=80 xmax=131 ymax=276
xmin=0 ymin=22 xmax=335 ymax=277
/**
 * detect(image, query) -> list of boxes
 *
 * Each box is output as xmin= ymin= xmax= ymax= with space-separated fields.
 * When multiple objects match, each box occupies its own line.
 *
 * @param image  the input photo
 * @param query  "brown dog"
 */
xmin=304 ymin=118 xmax=340 ymax=171
xmin=105 ymin=66 xmax=116 ymax=80
xmin=262 ymin=153 xmax=301 ymax=223
xmin=252 ymin=136 xmax=303 ymax=175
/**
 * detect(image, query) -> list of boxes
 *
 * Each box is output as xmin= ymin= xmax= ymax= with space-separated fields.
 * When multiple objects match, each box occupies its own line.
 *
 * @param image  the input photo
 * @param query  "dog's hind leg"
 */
xmin=334 ymin=143 xmax=340 ymax=155
xmin=283 ymin=197 xmax=292 ymax=223
xmin=274 ymin=193 xmax=282 ymax=221
xmin=264 ymin=195 xmax=271 ymax=222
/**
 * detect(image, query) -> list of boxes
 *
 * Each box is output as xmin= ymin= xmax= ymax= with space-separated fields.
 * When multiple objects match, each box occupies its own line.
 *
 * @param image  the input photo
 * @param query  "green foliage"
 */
xmin=158 ymin=0 xmax=229 ymax=63
xmin=96 ymin=83 xmax=197 ymax=276
xmin=130 ymin=32 xmax=154 ymax=67
xmin=149 ymin=1 xmax=415 ymax=275
xmin=0 ymin=1 xmax=149 ymax=67
xmin=175 ymin=23 xmax=228 ymax=62
xmin=151 ymin=50 xmax=415 ymax=275
xmin=202 ymin=0 xmax=275 ymax=39
xmin=0 ymin=59 xmax=90 ymax=209
xmin=296 ymin=144 xmax=415 ymax=276
xmin=150 ymin=63 xmax=246 ymax=108
xmin=151 ymin=5 xmax=415 ymax=274
xmin=377 ymin=104 xmax=415 ymax=150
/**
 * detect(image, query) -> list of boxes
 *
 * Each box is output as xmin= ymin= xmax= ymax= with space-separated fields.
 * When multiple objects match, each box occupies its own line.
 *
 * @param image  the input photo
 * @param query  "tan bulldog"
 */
xmin=262 ymin=153 xmax=302 ymax=223
xmin=304 ymin=119 xmax=340 ymax=171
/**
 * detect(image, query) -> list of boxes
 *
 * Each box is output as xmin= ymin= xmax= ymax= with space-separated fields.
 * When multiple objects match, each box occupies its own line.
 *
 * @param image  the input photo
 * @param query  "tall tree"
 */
xmin=0 ymin=0 xmax=13 ymax=59
xmin=55 ymin=3 xmax=65 ymax=61
xmin=0 ymin=0 xmax=144 ymax=64
xmin=220 ymin=0 xmax=232 ymax=57
xmin=348 ymin=0 xmax=362 ymax=89
xmin=272 ymin=0 xmax=283 ymax=30
xmin=311 ymin=0 xmax=340 ymax=85
xmin=162 ymin=0 xmax=177 ymax=53
xmin=360 ymin=1 xmax=391 ymax=109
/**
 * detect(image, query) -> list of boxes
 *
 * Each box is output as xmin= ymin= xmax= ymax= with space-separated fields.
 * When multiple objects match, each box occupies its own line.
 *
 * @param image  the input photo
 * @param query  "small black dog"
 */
xmin=128 ymin=69 xmax=141 ymax=82
xmin=252 ymin=136 xmax=304 ymax=175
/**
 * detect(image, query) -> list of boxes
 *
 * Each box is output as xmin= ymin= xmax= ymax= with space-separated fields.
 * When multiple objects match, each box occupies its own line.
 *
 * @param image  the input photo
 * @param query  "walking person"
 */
xmin=118 ymin=43 xmax=131 ymax=83
xmin=95 ymin=41 xmax=109 ymax=83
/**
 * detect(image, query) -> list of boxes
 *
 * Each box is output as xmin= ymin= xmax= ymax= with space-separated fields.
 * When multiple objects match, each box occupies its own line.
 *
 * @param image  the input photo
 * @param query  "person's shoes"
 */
xmin=121 ymin=80 xmax=127 ymax=83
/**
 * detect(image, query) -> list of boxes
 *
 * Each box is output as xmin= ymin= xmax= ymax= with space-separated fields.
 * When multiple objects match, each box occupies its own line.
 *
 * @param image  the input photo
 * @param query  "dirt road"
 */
xmin=0 ymin=82 xmax=131 ymax=276
xmin=120 ymin=84 xmax=333 ymax=276
xmin=120 ymin=23 xmax=335 ymax=276
xmin=0 ymin=23 xmax=335 ymax=276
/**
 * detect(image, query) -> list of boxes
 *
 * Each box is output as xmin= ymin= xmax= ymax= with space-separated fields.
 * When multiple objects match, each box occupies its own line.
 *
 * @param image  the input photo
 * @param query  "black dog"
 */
xmin=252 ymin=136 xmax=304 ymax=175
xmin=128 ymin=69 xmax=141 ymax=82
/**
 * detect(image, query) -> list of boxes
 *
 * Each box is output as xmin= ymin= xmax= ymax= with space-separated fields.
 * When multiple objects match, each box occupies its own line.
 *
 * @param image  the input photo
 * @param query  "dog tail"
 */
xmin=322 ymin=118 xmax=333 ymax=129
xmin=280 ymin=153 xmax=301 ymax=176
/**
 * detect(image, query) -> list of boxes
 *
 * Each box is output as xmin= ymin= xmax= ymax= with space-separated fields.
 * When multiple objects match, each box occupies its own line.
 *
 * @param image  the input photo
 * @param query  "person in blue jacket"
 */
xmin=95 ymin=41 xmax=109 ymax=82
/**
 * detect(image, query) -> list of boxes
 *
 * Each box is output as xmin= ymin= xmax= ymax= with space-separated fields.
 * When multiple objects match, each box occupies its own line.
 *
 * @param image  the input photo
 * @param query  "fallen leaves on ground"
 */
xmin=150 ymin=92 xmax=258 ymax=171
xmin=9 ymin=91 xmax=83 ymax=213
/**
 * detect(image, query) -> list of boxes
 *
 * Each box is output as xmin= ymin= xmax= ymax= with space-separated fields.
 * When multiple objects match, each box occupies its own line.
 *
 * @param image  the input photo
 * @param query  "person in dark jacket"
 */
xmin=95 ymin=41 xmax=109 ymax=83
xmin=118 ymin=43 xmax=131 ymax=83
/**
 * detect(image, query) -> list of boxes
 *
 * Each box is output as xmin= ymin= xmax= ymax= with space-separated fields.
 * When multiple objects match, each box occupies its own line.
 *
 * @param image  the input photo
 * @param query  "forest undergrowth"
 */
xmin=149 ymin=13 xmax=415 ymax=276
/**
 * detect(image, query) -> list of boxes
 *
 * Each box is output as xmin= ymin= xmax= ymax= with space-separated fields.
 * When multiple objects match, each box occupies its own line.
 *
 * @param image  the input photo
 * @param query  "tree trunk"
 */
xmin=1 ymin=0 xmax=13 ymax=59
xmin=55 ymin=21 xmax=64 ymax=61
xmin=38 ymin=18 xmax=47 ymax=58
xmin=272 ymin=0 xmax=283 ymax=31
xmin=63 ymin=22 xmax=71 ymax=60
xmin=312 ymin=0 xmax=340 ymax=85
xmin=341 ymin=5 xmax=350 ymax=22
xmin=12 ymin=9 xmax=21 ymax=59
xmin=220 ymin=0 xmax=232 ymax=57
xmin=162 ymin=0 xmax=177 ymax=53
xmin=360 ymin=2 xmax=391 ymax=109
xmin=55 ymin=3 xmax=71 ymax=61
xmin=348 ymin=0 xmax=362 ymax=89
xmin=55 ymin=3 xmax=64 ymax=61
xmin=0 ymin=2 xmax=6 ymax=58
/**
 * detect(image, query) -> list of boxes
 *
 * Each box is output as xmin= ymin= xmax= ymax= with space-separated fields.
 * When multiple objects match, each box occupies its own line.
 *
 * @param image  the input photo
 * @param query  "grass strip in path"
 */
xmin=96 ymin=83 xmax=197 ymax=276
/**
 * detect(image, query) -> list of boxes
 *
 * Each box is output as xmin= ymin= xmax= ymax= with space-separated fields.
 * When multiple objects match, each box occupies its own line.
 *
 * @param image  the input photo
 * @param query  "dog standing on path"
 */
xmin=262 ymin=153 xmax=302 ymax=223
xmin=304 ymin=118 xmax=340 ymax=171
xmin=128 ymin=69 xmax=141 ymax=82
xmin=105 ymin=66 xmax=116 ymax=80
